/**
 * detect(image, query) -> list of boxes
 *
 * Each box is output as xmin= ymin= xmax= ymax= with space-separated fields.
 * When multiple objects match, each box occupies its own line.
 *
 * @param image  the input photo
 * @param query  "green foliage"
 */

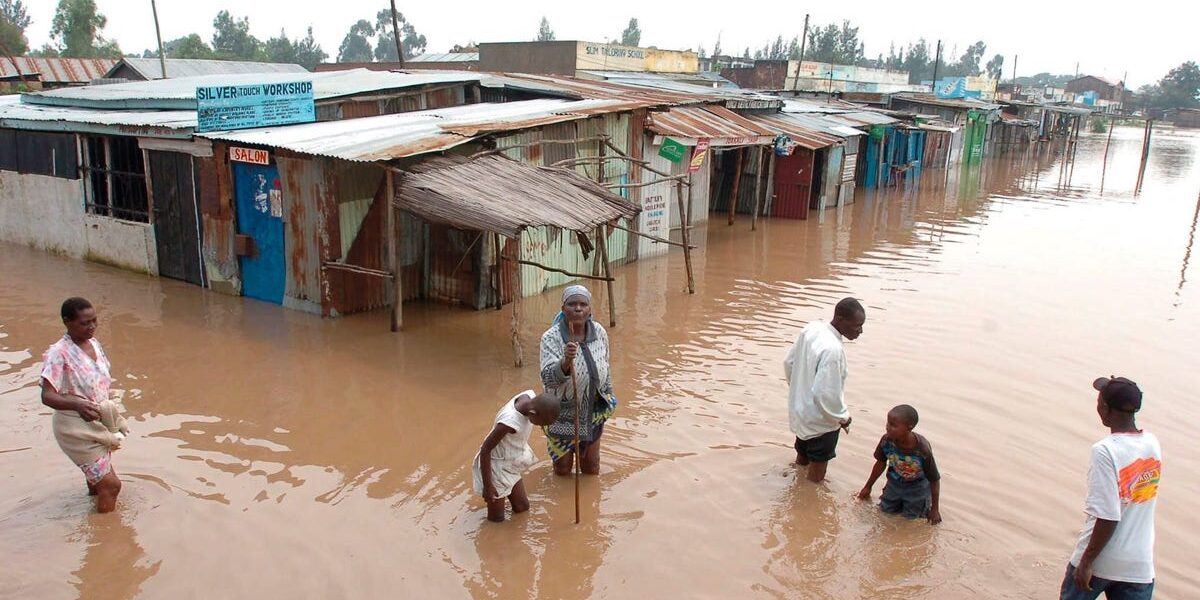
xmin=337 ymin=19 xmax=374 ymax=63
xmin=985 ymin=54 xmax=1005 ymax=80
xmin=211 ymin=10 xmax=264 ymax=61
xmin=537 ymin=17 xmax=554 ymax=42
xmin=803 ymin=21 xmax=863 ymax=65
xmin=620 ymin=18 xmax=641 ymax=47
xmin=0 ymin=0 xmax=30 ymax=55
xmin=48 ymin=0 xmax=120 ymax=58
xmin=1091 ymin=117 xmax=1108 ymax=133
xmin=1157 ymin=61 xmax=1200 ymax=109
xmin=374 ymin=8 xmax=426 ymax=62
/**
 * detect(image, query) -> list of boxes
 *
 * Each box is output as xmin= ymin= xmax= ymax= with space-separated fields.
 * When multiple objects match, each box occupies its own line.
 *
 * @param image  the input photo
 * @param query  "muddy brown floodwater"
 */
xmin=3 ymin=127 xmax=1199 ymax=599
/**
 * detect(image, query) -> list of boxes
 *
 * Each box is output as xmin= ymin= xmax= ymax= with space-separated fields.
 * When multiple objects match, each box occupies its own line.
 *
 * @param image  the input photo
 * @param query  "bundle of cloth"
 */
xmin=52 ymin=399 xmax=128 ymax=466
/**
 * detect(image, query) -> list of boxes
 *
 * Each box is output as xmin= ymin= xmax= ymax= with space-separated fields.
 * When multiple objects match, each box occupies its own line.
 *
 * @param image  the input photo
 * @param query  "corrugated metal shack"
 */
xmin=0 ymin=57 xmax=117 ymax=91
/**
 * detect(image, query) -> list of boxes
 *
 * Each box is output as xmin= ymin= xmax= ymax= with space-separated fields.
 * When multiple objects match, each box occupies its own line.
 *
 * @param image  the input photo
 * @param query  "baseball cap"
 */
xmin=1092 ymin=376 xmax=1143 ymax=413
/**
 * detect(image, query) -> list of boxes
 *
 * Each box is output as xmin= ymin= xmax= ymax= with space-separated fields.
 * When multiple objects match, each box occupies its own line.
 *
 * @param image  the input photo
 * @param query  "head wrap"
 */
xmin=561 ymin=284 xmax=592 ymax=304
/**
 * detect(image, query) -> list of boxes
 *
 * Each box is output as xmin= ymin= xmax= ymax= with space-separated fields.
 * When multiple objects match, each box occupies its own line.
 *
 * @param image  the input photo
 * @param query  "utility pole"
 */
xmin=390 ymin=0 xmax=405 ymax=68
xmin=795 ymin=13 xmax=809 ymax=93
xmin=150 ymin=0 xmax=167 ymax=78
xmin=1012 ymin=54 xmax=1018 ymax=85
xmin=1075 ymin=61 xmax=1080 ymax=79
xmin=931 ymin=39 xmax=942 ymax=92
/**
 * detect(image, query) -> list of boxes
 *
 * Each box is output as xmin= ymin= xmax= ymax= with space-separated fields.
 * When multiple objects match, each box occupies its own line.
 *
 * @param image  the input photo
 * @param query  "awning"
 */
xmin=645 ymin=105 xmax=775 ymax=146
xmin=395 ymin=155 xmax=640 ymax=237
xmin=743 ymin=113 xmax=841 ymax=150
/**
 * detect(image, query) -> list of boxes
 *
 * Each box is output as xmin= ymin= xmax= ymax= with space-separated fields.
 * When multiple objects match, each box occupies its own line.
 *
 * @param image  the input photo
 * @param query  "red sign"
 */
xmin=688 ymin=138 xmax=710 ymax=173
xmin=230 ymin=146 xmax=269 ymax=165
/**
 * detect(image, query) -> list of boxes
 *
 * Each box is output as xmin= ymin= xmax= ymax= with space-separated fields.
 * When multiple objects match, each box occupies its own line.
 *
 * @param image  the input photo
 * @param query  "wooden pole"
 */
xmin=500 ymin=256 xmax=614 ymax=282
xmin=511 ymin=229 xmax=523 ymax=367
xmin=493 ymin=233 xmax=503 ymax=311
xmin=677 ymin=179 xmax=695 ymax=294
xmin=597 ymin=225 xmax=616 ymax=327
xmin=150 ymin=0 xmax=168 ymax=79
xmin=387 ymin=170 xmax=402 ymax=331
xmin=568 ymin=334 xmax=582 ymax=524
xmin=728 ymin=148 xmax=745 ymax=226
xmin=607 ymin=221 xmax=694 ymax=248
xmin=1136 ymin=119 xmax=1153 ymax=193
xmin=751 ymin=146 xmax=764 ymax=231
xmin=389 ymin=0 xmax=405 ymax=68
xmin=764 ymin=150 xmax=777 ymax=216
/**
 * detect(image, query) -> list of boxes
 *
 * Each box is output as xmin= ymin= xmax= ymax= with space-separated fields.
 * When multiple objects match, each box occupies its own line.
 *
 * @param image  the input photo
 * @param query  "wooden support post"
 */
xmin=494 ymin=233 xmax=503 ymax=311
xmin=387 ymin=170 xmax=402 ymax=331
xmin=764 ymin=150 xmax=777 ymax=217
xmin=511 ymin=229 xmax=524 ymax=367
xmin=1136 ymin=119 xmax=1153 ymax=193
xmin=751 ymin=146 xmax=764 ymax=231
xmin=677 ymin=179 xmax=695 ymax=294
xmin=597 ymin=225 xmax=616 ymax=327
xmin=728 ymin=147 xmax=745 ymax=226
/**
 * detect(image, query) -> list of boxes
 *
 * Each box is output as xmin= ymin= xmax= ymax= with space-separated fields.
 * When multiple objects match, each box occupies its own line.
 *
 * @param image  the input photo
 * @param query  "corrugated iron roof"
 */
xmin=892 ymin=93 xmax=1001 ymax=111
xmin=775 ymin=112 xmax=864 ymax=138
xmin=196 ymin=98 xmax=636 ymax=162
xmin=408 ymin=53 xmax=479 ymax=63
xmin=110 ymin=58 xmax=309 ymax=80
xmin=485 ymin=72 xmax=781 ymax=110
xmin=396 ymin=154 xmax=639 ymax=237
xmin=0 ymin=94 xmax=195 ymax=136
xmin=22 ymin=69 xmax=485 ymax=110
xmin=645 ymin=105 xmax=775 ymax=143
xmin=0 ymin=57 xmax=116 ymax=84
xmin=743 ymin=113 xmax=841 ymax=150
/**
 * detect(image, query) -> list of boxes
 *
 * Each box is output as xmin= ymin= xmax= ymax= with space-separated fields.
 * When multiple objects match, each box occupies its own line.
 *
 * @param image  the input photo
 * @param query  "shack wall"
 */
xmin=0 ymin=171 xmax=86 ymax=256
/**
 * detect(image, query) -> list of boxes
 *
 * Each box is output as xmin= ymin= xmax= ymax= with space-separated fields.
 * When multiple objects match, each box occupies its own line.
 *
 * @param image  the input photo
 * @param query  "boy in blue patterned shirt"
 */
xmin=857 ymin=404 xmax=942 ymax=524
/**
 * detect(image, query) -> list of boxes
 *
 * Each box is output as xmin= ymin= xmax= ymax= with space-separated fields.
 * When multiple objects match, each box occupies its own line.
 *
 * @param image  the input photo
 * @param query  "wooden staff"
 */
xmin=568 ymin=328 xmax=582 ymax=524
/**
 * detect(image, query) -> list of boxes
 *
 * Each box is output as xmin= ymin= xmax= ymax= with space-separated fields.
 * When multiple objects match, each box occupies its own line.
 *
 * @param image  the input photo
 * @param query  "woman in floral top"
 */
xmin=40 ymin=297 xmax=123 ymax=513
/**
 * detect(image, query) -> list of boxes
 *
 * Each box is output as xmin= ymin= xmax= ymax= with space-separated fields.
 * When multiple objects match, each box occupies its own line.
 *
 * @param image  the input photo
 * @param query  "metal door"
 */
xmin=234 ymin=162 xmax=285 ymax=304
xmin=771 ymin=148 xmax=814 ymax=219
xmin=149 ymin=150 xmax=204 ymax=284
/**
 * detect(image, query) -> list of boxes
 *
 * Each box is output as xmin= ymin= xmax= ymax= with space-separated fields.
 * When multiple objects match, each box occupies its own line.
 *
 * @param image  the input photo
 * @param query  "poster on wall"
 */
xmin=688 ymin=138 xmax=710 ymax=173
xmin=197 ymin=80 xmax=315 ymax=132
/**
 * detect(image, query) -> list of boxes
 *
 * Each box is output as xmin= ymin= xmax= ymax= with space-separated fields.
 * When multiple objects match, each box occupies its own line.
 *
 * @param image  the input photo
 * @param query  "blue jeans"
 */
xmin=1060 ymin=564 xmax=1154 ymax=600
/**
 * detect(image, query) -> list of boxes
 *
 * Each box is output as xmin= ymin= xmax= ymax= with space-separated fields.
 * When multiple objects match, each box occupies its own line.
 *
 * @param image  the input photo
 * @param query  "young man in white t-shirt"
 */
xmin=1061 ymin=376 xmax=1161 ymax=600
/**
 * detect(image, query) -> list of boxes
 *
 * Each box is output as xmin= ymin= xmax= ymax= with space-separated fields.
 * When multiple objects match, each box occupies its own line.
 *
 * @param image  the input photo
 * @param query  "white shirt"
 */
xmin=1069 ymin=432 xmax=1162 ymax=584
xmin=488 ymin=391 xmax=535 ymax=461
xmin=783 ymin=321 xmax=848 ymax=440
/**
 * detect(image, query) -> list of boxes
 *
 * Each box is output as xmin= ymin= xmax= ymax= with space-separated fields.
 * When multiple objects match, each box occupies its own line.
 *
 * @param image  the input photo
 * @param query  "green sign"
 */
xmin=869 ymin=124 xmax=886 ymax=140
xmin=658 ymin=137 xmax=687 ymax=163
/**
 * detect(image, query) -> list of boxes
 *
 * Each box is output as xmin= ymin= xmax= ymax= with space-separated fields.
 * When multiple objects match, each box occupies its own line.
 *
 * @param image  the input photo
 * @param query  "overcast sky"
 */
xmin=24 ymin=1 xmax=1195 ymax=88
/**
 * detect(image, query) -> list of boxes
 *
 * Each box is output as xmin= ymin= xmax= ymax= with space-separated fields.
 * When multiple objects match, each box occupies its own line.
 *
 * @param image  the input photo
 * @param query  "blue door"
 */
xmin=234 ymin=162 xmax=285 ymax=304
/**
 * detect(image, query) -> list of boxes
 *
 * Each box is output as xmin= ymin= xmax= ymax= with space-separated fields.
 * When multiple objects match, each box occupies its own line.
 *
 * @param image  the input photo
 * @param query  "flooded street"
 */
xmin=3 ymin=126 xmax=1199 ymax=599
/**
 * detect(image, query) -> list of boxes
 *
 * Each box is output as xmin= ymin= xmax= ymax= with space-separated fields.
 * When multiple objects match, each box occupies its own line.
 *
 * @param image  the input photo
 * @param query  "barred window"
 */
xmin=80 ymin=135 xmax=149 ymax=223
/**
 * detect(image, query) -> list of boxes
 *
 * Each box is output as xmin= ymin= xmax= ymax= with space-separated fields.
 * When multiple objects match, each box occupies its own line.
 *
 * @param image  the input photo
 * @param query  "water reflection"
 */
xmin=72 ymin=513 xmax=159 ymax=600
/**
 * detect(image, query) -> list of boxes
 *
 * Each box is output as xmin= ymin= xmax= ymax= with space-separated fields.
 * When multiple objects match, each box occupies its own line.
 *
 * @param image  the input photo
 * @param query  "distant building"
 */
xmin=0 ymin=57 xmax=116 ymax=92
xmin=1065 ymin=75 xmax=1126 ymax=112
xmin=722 ymin=60 xmax=926 ymax=95
xmin=104 ymin=58 xmax=309 ymax=81
xmin=1172 ymin=107 xmax=1200 ymax=128
xmin=478 ymin=41 xmax=698 ymax=76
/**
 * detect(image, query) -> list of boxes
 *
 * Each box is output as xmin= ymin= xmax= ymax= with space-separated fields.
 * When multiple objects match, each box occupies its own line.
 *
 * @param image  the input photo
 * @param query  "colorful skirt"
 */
xmin=544 ymin=400 xmax=615 ymax=462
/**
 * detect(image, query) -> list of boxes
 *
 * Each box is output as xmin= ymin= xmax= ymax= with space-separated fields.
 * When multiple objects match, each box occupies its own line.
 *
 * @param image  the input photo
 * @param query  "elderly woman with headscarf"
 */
xmin=539 ymin=284 xmax=617 ymax=476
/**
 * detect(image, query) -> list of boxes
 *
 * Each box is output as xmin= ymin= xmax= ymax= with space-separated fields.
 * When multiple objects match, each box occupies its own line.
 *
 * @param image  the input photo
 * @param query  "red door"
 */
xmin=772 ymin=149 xmax=814 ymax=219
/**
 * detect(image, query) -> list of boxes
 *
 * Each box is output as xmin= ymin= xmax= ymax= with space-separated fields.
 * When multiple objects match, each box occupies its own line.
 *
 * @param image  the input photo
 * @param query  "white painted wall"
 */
xmin=0 ymin=170 xmax=158 ymax=275
xmin=0 ymin=171 xmax=86 ymax=257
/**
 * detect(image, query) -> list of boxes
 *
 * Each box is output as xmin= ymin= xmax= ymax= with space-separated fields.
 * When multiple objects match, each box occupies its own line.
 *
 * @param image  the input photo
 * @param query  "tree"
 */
xmin=148 ymin=33 xmax=214 ymax=59
xmin=212 ymin=10 xmax=264 ymax=61
xmin=374 ymin=8 xmax=426 ymax=61
xmin=1156 ymin=61 xmax=1200 ymax=109
xmin=449 ymin=42 xmax=477 ymax=53
xmin=948 ymin=41 xmax=986 ymax=77
xmin=835 ymin=20 xmax=863 ymax=64
xmin=768 ymin=35 xmax=785 ymax=60
xmin=712 ymin=34 xmax=721 ymax=58
xmin=292 ymin=26 xmax=327 ymax=69
xmin=337 ymin=19 xmax=374 ymax=63
xmin=265 ymin=29 xmax=296 ymax=64
xmin=903 ymin=39 xmax=932 ymax=84
xmin=620 ymin=18 xmax=641 ymax=46
xmin=697 ymin=44 xmax=707 ymax=60
xmin=0 ymin=0 xmax=30 ymax=55
xmin=787 ymin=37 xmax=801 ymax=60
xmin=985 ymin=54 xmax=1005 ymax=80
xmin=537 ymin=17 xmax=555 ymax=42
xmin=48 ymin=0 xmax=120 ymax=58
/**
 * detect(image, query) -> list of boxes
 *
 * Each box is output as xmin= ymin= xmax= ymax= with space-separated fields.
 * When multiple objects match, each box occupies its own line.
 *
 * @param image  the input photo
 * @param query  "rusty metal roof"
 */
xmin=0 ymin=57 xmax=115 ymax=84
xmin=645 ymin=105 xmax=775 ymax=144
xmin=484 ymin=72 xmax=781 ymax=110
xmin=742 ymin=113 xmax=841 ymax=150
xmin=197 ymin=98 xmax=636 ymax=162
xmin=397 ymin=154 xmax=639 ymax=237
xmin=891 ymin=93 xmax=1001 ymax=111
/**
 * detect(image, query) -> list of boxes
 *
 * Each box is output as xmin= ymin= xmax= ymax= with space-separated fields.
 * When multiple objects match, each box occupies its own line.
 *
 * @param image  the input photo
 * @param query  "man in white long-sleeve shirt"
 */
xmin=784 ymin=297 xmax=866 ymax=483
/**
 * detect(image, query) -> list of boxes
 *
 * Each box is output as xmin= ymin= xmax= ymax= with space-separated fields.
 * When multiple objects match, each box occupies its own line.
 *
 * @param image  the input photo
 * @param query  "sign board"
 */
xmin=773 ymin=134 xmax=795 ymax=157
xmin=688 ymin=138 xmax=710 ymax=173
xmin=196 ymin=80 xmax=315 ymax=132
xmin=639 ymin=193 xmax=669 ymax=256
xmin=230 ymin=146 xmax=269 ymax=165
xmin=658 ymin=137 xmax=687 ymax=163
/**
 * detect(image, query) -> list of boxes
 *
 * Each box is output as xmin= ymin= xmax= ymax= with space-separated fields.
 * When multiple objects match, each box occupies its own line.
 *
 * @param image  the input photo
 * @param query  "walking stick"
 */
xmin=569 ymin=337 xmax=582 ymax=525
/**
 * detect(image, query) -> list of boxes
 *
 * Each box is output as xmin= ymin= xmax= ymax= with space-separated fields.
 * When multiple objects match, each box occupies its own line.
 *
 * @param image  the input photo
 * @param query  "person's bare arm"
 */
xmin=857 ymin=459 xmax=886 ymax=499
xmin=41 ymin=378 xmax=99 ymax=421
xmin=1072 ymin=518 xmax=1118 ymax=591
xmin=479 ymin=423 xmax=516 ymax=501
xmin=928 ymin=480 xmax=942 ymax=524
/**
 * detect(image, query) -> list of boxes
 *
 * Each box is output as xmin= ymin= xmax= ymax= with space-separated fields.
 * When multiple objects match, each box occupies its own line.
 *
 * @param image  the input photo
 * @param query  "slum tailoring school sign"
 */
xmin=688 ymin=138 xmax=710 ymax=173
xmin=658 ymin=137 xmax=688 ymax=163
xmin=229 ymin=146 xmax=269 ymax=165
xmin=196 ymin=80 xmax=315 ymax=133
xmin=640 ymin=193 xmax=668 ymax=245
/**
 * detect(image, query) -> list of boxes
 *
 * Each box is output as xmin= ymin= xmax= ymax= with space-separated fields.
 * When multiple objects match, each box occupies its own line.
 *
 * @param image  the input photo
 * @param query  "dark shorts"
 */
xmin=794 ymin=429 xmax=840 ymax=463
xmin=1060 ymin=563 xmax=1154 ymax=600
xmin=880 ymin=478 xmax=931 ymax=519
